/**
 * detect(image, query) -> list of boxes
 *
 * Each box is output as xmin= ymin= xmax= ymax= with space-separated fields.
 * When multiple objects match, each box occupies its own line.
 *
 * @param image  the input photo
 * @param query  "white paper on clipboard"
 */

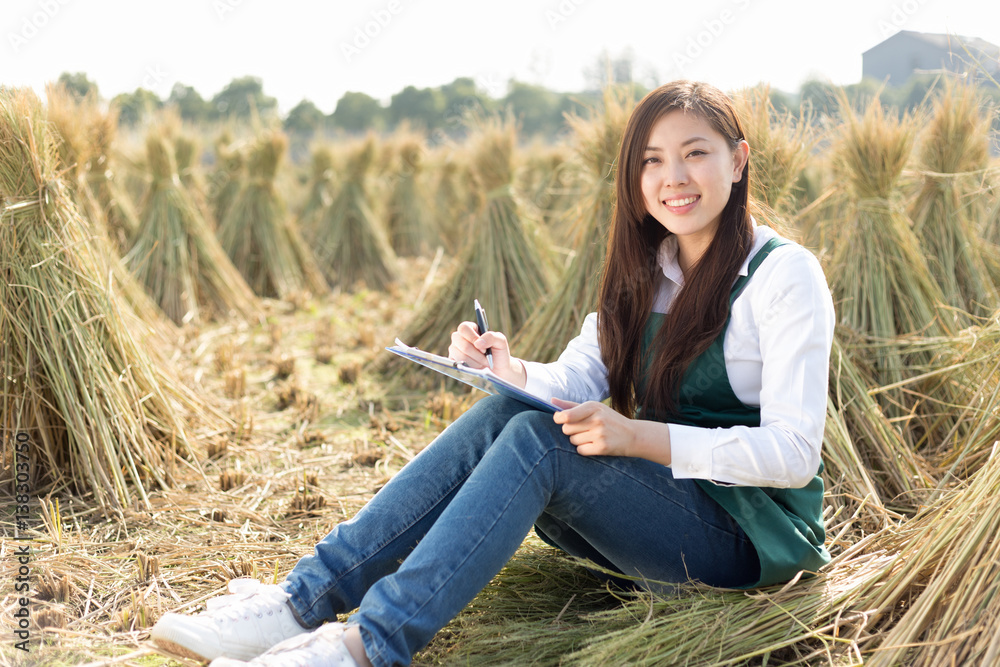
xmin=386 ymin=339 xmax=559 ymax=413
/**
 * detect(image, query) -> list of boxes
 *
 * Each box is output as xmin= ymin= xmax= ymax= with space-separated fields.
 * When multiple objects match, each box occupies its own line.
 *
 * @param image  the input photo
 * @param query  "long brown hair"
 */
xmin=598 ymin=81 xmax=753 ymax=418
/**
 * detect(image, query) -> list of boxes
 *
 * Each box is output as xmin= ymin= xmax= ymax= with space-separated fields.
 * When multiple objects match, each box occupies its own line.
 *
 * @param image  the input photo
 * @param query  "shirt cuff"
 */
xmin=668 ymin=423 xmax=718 ymax=481
xmin=521 ymin=360 xmax=557 ymax=402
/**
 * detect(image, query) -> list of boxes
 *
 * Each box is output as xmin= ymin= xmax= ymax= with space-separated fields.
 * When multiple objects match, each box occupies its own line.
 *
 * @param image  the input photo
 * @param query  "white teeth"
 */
xmin=665 ymin=196 xmax=698 ymax=207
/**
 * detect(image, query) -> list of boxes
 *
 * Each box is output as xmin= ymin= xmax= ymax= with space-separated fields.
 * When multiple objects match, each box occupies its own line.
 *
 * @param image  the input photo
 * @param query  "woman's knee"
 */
xmin=463 ymin=394 xmax=532 ymax=425
xmin=421 ymin=395 xmax=536 ymax=459
xmin=495 ymin=410 xmax=572 ymax=460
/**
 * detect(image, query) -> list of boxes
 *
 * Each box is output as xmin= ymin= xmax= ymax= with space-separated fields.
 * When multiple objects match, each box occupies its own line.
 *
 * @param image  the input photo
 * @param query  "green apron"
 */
xmin=639 ymin=237 xmax=829 ymax=588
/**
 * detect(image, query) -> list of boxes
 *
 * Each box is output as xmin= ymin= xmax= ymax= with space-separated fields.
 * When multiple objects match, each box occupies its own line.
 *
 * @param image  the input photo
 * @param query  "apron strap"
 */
xmin=729 ymin=237 xmax=787 ymax=307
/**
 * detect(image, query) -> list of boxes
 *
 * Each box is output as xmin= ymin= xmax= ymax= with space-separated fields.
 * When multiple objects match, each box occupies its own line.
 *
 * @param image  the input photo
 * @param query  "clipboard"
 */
xmin=386 ymin=339 xmax=559 ymax=413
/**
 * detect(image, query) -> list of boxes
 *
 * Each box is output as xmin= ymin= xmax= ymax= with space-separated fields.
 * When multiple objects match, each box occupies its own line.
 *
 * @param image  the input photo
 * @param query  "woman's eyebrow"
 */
xmin=645 ymin=136 xmax=709 ymax=152
xmin=681 ymin=136 xmax=708 ymax=146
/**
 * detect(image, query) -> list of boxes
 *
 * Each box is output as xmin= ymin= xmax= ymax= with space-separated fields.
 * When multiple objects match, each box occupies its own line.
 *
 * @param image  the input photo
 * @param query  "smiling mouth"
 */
xmin=663 ymin=195 xmax=699 ymax=207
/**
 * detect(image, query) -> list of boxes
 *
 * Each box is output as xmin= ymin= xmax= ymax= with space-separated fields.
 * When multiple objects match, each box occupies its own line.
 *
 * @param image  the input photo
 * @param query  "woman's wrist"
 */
xmin=628 ymin=420 xmax=672 ymax=466
xmin=504 ymin=358 xmax=528 ymax=389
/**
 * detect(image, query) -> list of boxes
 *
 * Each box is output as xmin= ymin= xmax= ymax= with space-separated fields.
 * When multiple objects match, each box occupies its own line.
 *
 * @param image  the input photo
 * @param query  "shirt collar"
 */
xmin=656 ymin=217 xmax=765 ymax=287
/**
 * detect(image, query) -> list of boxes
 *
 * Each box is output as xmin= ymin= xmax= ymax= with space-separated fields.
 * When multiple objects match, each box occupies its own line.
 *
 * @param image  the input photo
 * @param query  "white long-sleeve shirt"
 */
xmin=521 ymin=223 xmax=835 ymax=489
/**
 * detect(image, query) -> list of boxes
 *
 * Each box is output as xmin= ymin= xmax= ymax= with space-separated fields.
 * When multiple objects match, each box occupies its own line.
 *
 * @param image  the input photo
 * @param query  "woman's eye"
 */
xmin=687 ymin=150 xmax=706 ymax=158
xmin=643 ymin=156 xmax=660 ymax=165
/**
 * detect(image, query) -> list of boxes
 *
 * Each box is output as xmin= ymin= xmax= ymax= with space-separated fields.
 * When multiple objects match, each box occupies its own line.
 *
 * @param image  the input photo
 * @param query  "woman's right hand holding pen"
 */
xmin=448 ymin=322 xmax=528 ymax=389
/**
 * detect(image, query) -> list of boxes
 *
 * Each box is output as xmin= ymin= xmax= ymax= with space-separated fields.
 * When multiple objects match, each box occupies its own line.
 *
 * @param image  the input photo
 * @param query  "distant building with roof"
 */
xmin=863 ymin=31 xmax=1000 ymax=85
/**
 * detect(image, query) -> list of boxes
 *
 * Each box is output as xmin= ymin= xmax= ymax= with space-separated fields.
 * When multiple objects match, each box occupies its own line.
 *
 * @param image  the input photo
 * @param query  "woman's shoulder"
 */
xmin=753 ymin=225 xmax=825 ymax=276
xmin=748 ymin=226 xmax=833 ymax=313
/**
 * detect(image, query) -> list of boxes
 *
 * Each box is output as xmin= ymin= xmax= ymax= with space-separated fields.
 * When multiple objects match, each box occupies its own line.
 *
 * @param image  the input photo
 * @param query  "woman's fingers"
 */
xmin=456 ymin=320 xmax=480 ymax=339
xmin=552 ymin=400 xmax=597 ymax=425
xmin=551 ymin=397 xmax=577 ymax=412
xmin=553 ymin=401 xmax=634 ymax=457
xmin=448 ymin=323 xmax=514 ymax=372
xmin=476 ymin=330 xmax=513 ymax=371
xmin=448 ymin=323 xmax=488 ymax=366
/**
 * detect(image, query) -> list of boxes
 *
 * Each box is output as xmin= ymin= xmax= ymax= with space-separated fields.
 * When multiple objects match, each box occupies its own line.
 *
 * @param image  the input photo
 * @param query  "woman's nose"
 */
xmin=660 ymin=159 xmax=688 ymax=187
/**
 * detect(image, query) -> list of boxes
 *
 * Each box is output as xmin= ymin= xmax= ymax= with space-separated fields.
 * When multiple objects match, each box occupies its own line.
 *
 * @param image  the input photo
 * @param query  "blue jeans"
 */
xmin=281 ymin=395 xmax=759 ymax=667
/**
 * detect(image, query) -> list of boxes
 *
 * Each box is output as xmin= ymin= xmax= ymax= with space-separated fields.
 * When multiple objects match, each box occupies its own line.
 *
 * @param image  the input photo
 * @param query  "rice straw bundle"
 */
xmin=512 ymin=87 xmax=629 ymax=362
xmin=383 ymin=132 xmax=441 ymax=256
xmin=308 ymin=135 xmax=399 ymax=291
xmin=45 ymin=83 xmax=139 ymax=254
xmin=298 ymin=144 xmax=336 ymax=225
xmin=870 ymin=316 xmax=1000 ymax=476
xmin=125 ymin=131 xmax=259 ymax=325
xmin=217 ymin=129 xmax=329 ymax=298
xmin=44 ymin=83 xmax=93 ymax=180
xmin=173 ymin=133 xmax=217 ymax=230
xmin=828 ymin=336 xmax=936 ymax=513
xmin=824 ymin=96 xmax=952 ymax=405
xmin=820 ymin=397 xmax=888 ymax=529
xmin=425 ymin=532 xmax=897 ymax=666
xmin=984 ymin=177 xmax=1000 ymax=247
xmin=909 ymin=78 xmax=999 ymax=318
xmin=432 ymin=151 xmax=472 ymax=254
xmin=855 ymin=443 xmax=1000 ymax=666
xmin=378 ymin=114 xmax=554 ymax=380
xmin=430 ymin=440 xmax=1000 ymax=666
xmin=85 ymin=134 xmax=141 ymax=255
xmin=0 ymin=88 xmax=208 ymax=511
xmin=732 ymin=85 xmax=816 ymax=217
xmin=211 ymin=134 xmax=246 ymax=228
xmin=517 ymin=141 xmax=575 ymax=239
xmin=44 ymin=87 xmax=177 ymax=335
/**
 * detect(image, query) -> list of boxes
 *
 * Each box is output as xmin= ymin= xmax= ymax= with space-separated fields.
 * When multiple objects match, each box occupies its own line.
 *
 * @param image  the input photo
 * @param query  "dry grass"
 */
xmin=11 ymin=253 xmax=993 ymax=666
xmin=4 ymin=89 xmax=1000 ymax=667
xmin=0 ymin=256 xmax=453 ymax=667
xmin=0 ymin=88 xmax=222 ymax=512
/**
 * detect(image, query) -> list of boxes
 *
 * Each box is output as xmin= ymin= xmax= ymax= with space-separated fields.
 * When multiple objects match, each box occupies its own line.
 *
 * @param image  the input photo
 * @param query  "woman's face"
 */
xmin=640 ymin=109 xmax=748 ymax=251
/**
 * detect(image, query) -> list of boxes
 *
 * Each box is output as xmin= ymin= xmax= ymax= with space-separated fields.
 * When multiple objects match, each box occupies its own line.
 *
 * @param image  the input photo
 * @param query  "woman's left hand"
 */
xmin=551 ymin=398 xmax=637 ymax=457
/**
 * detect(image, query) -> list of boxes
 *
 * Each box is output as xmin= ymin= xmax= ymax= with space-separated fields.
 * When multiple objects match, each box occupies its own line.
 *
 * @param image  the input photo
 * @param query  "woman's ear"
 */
xmin=732 ymin=140 xmax=750 ymax=182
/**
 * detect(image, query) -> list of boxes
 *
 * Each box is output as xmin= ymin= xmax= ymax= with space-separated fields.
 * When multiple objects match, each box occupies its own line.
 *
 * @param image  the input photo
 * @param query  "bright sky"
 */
xmin=2 ymin=0 xmax=998 ymax=115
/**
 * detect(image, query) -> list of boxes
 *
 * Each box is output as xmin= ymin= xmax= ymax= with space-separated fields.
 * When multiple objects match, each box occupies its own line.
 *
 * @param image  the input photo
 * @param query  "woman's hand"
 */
xmin=448 ymin=321 xmax=527 ymax=388
xmin=552 ymin=398 xmax=673 ymax=464
xmin=551 ymin=398 xmax=638 ymax=457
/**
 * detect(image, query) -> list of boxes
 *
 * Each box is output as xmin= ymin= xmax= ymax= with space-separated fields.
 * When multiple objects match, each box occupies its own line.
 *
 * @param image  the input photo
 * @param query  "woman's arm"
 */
xmin=554 ymin=246 xmax=834 ymax=489
xmin=520 ymin=313 xmax=610 ymax=404
xmin=552 ymin=398 xmax=673 ymax=463
xmin=668 ymin=246 xmax=835 ymax=488
xmin=448 ymin=315 xmax=610 ymax=405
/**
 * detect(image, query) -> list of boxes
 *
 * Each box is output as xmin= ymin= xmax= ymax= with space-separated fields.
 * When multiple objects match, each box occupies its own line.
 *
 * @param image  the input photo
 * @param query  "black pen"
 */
xmin=474 ymin=298 xmax=493 ymax=370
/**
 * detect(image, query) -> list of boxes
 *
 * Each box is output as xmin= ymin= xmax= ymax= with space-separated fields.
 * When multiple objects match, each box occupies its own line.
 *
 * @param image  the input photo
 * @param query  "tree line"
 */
xmin=54 ymin=70 xmax=1000 ymax=141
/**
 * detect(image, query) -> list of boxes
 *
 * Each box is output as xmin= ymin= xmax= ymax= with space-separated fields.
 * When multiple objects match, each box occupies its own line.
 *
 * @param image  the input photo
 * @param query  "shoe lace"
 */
xmin=204 ymin=579 xmax=291 ymax=623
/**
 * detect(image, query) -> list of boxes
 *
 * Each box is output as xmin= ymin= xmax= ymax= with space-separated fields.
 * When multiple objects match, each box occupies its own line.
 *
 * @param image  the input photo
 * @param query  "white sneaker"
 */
xmin=208 ymin=622 xmax=360 ymax=667
xmin=150 ymin=578 xmax=308 ymax=662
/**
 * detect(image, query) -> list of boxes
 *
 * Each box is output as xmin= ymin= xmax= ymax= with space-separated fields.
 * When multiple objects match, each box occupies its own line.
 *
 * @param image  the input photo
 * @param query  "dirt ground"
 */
xmin=0 ymin=254 xmax=534 ymax=667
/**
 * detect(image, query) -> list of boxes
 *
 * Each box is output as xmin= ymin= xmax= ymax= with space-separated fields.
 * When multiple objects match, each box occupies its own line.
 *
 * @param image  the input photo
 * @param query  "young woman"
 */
xmin=151 ymin=80 xmax=835 ymax=667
